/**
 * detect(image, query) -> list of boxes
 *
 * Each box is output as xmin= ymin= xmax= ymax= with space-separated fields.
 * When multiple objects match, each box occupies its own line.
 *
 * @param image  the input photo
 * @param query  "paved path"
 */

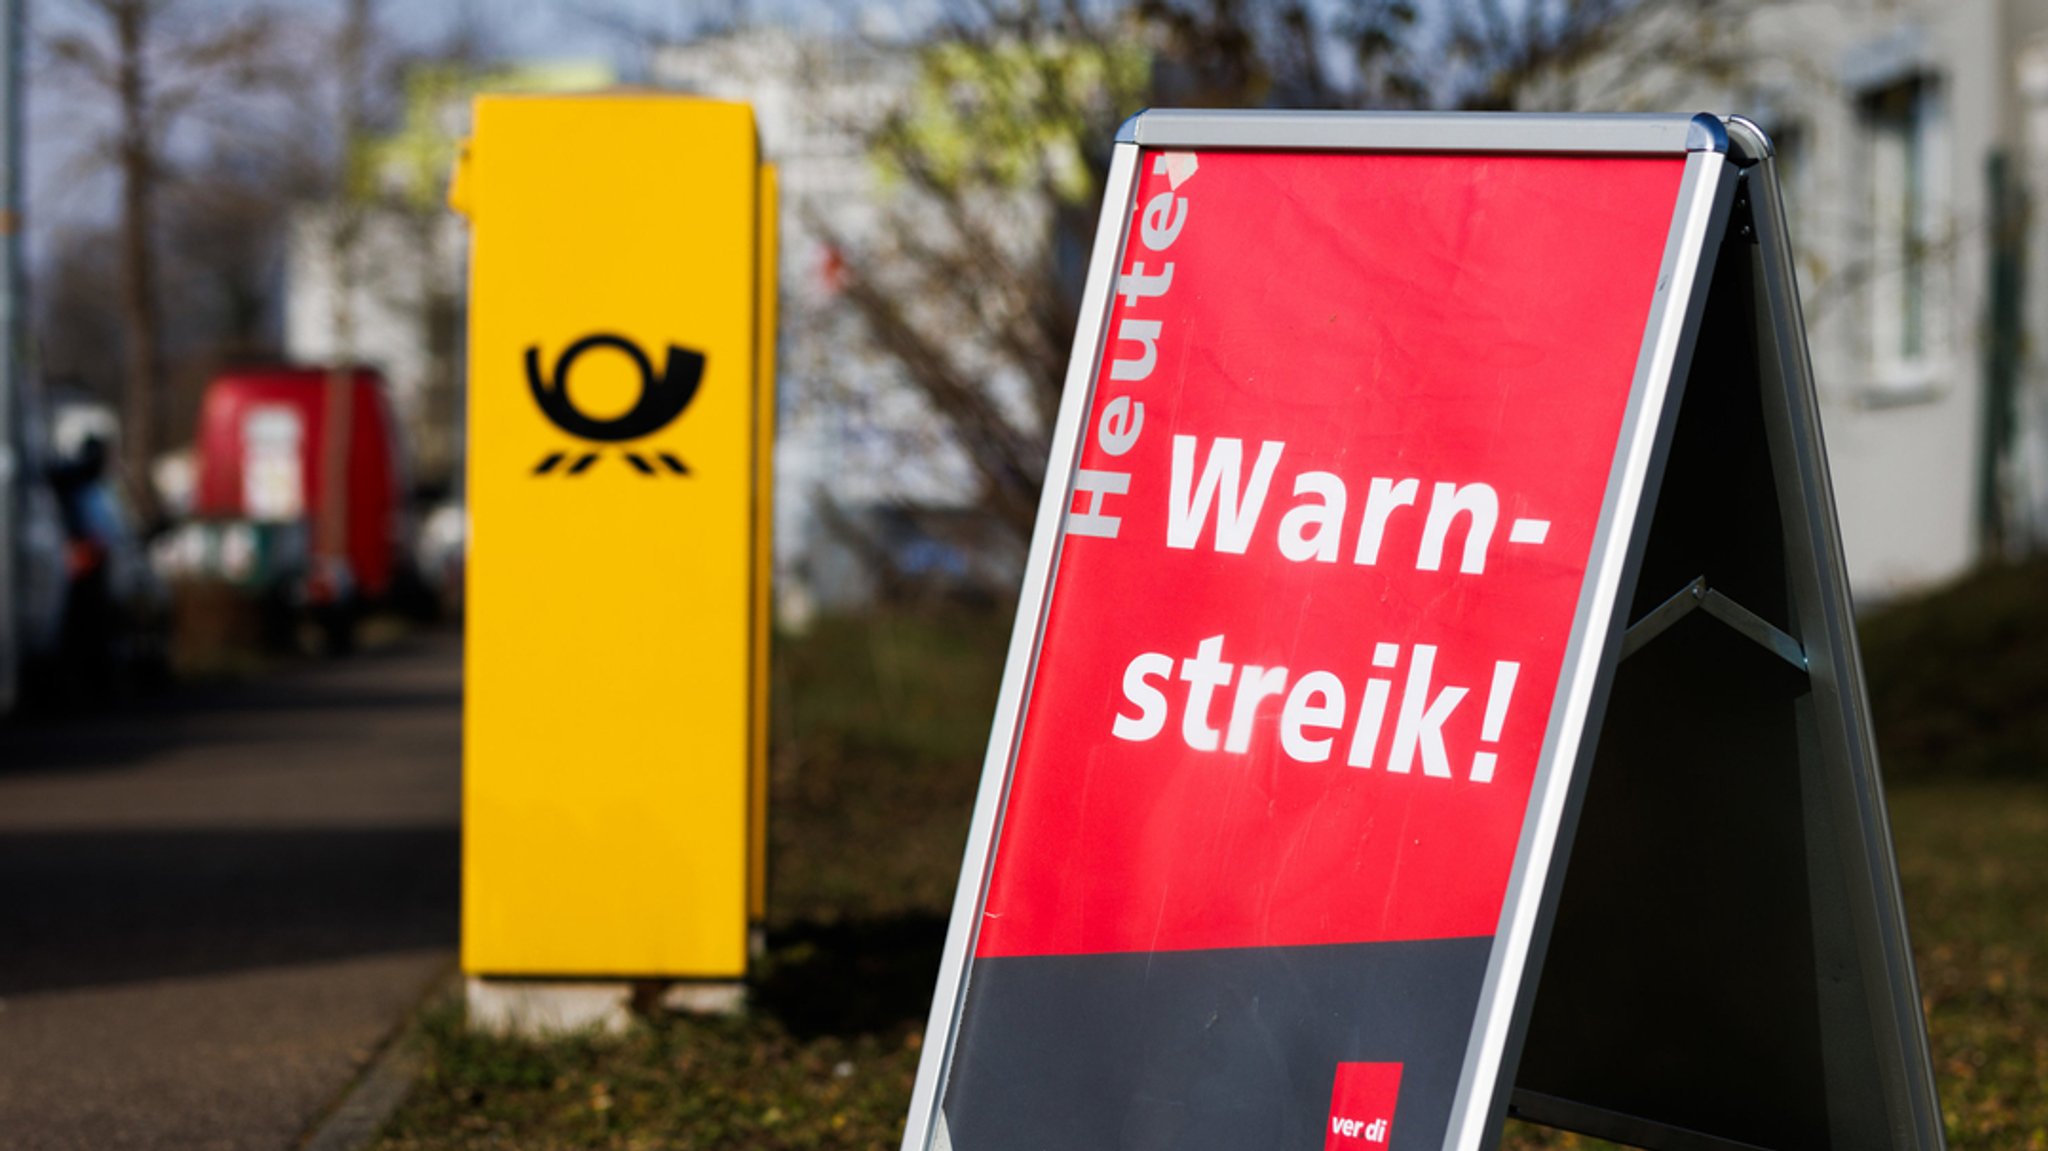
xmin=0 ymin=633 xmax=461 ymax=1150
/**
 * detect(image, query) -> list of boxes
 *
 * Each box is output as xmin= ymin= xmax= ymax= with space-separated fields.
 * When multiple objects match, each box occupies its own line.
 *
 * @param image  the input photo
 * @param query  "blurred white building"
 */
xmin=1519 ymin=0 xmax=2048 ymax=601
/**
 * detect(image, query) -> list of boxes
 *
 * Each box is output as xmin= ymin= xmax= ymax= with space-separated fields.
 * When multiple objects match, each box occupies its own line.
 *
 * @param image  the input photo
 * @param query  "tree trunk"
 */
xmin=317 ymin=0 xmax=372 ymax=588
xmin=114 ymin=0 xmax=161 ymax=525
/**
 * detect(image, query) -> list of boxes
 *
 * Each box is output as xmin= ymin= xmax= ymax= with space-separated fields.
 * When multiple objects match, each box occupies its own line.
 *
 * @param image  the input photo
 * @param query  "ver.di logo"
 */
xmin=526 ymin=333 xmax=704 ymax=476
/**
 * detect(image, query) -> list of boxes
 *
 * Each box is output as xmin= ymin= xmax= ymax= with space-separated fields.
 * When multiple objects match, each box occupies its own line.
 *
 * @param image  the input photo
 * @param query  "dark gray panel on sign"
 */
xmin=943 ymin=938 xmax=1491 ymax=1151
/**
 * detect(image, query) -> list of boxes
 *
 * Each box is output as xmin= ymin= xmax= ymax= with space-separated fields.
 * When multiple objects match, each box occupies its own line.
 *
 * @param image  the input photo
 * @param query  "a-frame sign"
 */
xmin=903 ymin=112 xmax=1947 ymax=1151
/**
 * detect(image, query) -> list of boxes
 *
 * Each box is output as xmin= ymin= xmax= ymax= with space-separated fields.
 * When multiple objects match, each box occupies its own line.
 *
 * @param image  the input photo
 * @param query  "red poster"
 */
xmin=940 ymin=147 xmax=1685 ymax=1151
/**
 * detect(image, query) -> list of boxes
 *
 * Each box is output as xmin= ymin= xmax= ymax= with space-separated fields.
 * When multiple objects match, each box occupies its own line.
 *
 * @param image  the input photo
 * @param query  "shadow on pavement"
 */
xmin=0 ymin=631 xmax=463 ymax=996
xmin=0 ymin=633 xmax=460 ymax=778
xmin=0 ymin=826 xmax=458 ymax=996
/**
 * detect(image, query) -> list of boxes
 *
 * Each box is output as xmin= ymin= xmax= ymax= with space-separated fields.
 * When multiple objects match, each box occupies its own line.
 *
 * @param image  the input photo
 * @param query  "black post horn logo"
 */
xmin=526 ymin=333 xmax=704 ymax=476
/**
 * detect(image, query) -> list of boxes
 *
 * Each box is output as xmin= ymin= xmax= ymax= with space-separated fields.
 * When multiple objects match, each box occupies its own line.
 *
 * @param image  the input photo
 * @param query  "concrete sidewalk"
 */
xmin=0 ymin=633 xmax=461 ymax=1151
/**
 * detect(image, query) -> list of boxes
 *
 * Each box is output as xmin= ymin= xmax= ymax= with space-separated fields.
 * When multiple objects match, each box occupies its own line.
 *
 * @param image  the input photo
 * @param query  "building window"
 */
xmin=1860 ymin=75 xmax=1949 ymax=395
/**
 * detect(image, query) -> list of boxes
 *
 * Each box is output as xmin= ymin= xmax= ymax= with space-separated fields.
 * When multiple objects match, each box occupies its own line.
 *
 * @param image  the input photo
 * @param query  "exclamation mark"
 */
xmin=1468 ymin=661 xmax=1520 ymax=783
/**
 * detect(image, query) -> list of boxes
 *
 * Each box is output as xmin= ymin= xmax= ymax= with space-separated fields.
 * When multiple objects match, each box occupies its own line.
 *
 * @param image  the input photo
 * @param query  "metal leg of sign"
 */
xmin=1738 ymin=118 xmax=1946 ymax=1150
xmin=1504 ymin=126 xmax=1945 ymax=1151
xmin=898 ymin=139 xmax=1144 ymax=1151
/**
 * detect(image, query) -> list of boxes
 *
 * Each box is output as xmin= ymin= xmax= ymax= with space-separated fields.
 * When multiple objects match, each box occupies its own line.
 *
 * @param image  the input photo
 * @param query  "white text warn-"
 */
xmin=1166 ymin=435 xmax=1554 ymax=573
xmin=1113 ymin=633 xmax=1520 ymax=782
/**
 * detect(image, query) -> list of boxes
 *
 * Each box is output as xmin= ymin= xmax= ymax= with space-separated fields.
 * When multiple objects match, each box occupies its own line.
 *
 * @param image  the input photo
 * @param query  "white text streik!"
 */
xmin=1112 ymin=633 xmax=1521 ymax=783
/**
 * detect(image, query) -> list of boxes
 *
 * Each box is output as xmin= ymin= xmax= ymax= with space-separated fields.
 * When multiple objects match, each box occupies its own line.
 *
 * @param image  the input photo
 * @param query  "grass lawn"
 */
xmin=377 ymin=563 xmax=2048 ymax=1151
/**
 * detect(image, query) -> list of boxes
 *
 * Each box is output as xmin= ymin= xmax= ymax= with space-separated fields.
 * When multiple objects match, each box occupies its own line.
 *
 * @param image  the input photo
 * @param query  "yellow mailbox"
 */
xmin=455 ymin=94 xmax=774 ymax=979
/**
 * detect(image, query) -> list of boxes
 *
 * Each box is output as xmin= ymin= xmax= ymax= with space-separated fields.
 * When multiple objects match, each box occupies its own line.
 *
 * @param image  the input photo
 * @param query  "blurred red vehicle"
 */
xmin=190 ymin=366 xmax=409 ymax=642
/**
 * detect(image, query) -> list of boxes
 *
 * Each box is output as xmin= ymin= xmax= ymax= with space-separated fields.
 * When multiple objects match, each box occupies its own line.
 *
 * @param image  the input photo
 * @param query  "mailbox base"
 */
xmin=464 ymin=976 xmax=749 ymax=1038
xmin=465 ymin=978 xmax=634 ymax=1038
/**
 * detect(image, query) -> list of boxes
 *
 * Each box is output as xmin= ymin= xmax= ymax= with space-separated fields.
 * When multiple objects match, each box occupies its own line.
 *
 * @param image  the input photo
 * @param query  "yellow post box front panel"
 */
xmin=458 ymin=95 xmax=762 ymax=977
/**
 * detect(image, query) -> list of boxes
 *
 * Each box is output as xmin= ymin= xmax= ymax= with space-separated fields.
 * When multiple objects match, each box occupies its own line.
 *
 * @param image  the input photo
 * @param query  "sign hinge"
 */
xmin=1730 ymin=181 xmax=1759 ymax=245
